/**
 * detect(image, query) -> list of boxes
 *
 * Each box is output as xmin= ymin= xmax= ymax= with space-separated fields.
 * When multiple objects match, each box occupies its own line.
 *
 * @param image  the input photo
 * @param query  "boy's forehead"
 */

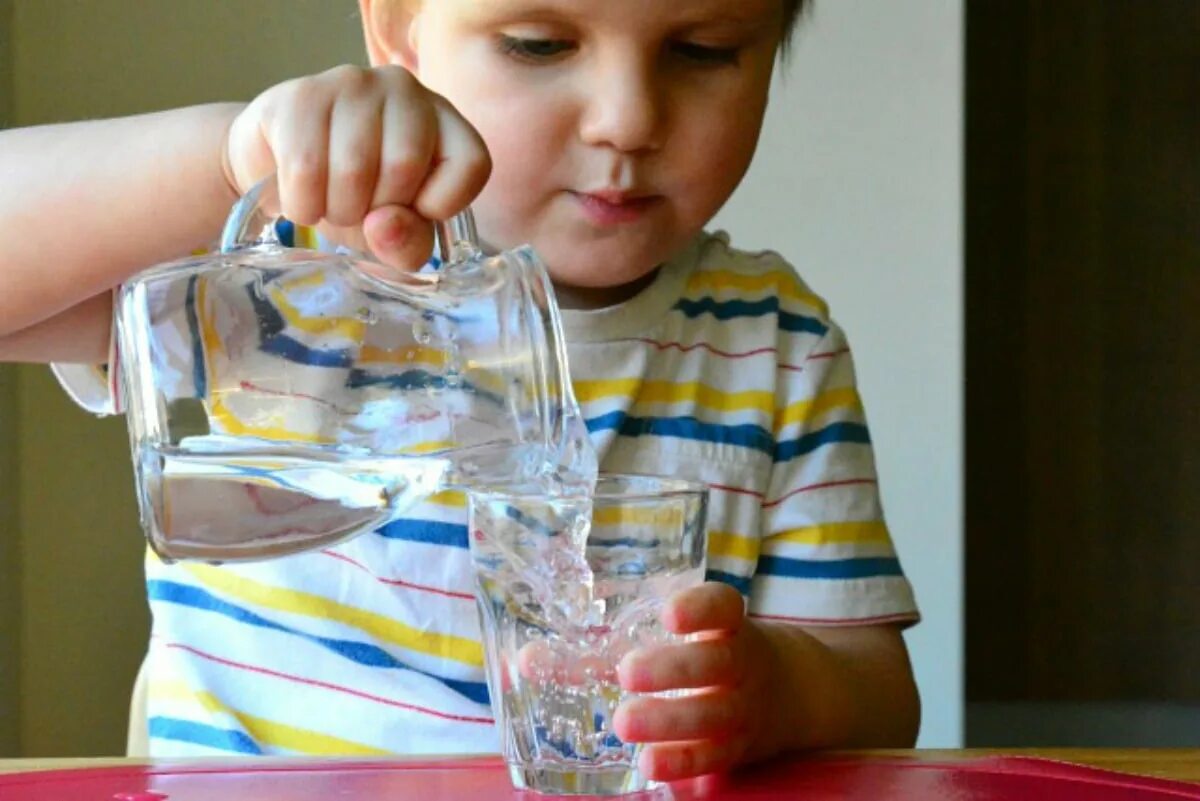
xmin=432 ymin=0 xmax=782 ymax=29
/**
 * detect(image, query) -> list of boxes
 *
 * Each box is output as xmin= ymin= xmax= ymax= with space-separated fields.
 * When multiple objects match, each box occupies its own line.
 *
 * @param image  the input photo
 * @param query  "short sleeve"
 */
xmin=750 ymin=318 xmax=920 ymax=627
xmin=51 ymin=291 xmax=124 ymax=415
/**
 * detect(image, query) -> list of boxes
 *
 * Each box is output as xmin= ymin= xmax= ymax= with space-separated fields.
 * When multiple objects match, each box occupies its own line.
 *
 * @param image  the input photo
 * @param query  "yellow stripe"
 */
xmin=184 ymin=563 xmax=484 ymax=667
xmin=269 ymin=283 xmax=366 ymax=340
xmin=151 ymin=682 xmax=387 ymax=756
xmin=592 ymin=506 xmax=685 ymax=527
xmin=294 ymin=224 xmax=320 ymax=250
xmin=197 ymin=275 xmax=222 ymax=367
xmin=575 ymin=379 xmax=773 ymax=416
xmin=686 ymin=269 xmax=829 ymax=315
xmin=428 ymin=490 xmax=466 ymax=508
xmin=399 ymin=439 xmax=457 ymax=455
xmin=766 ymin=521 xmax=891 ymax=546
xmin=207 ymin=393 xmax=332 ymax=444
xmin=707 ymin=531 xmax=760 ymax=562
xmin=774 ymin=388 xmax=863 ymax=432
xmin=360 ymin=344 xmax=449 ymax=367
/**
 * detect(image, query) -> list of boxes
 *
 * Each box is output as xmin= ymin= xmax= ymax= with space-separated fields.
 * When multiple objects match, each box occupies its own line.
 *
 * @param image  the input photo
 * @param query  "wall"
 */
xmin=7 ymin=0 xmax=964 ymax=753
xmin=8 ymin=0 xmax=363 ymax=757
xmin=713 ymin=0 xmax=965 ymax=746
xmin=0 ymin=0 xmax=21 ymax=757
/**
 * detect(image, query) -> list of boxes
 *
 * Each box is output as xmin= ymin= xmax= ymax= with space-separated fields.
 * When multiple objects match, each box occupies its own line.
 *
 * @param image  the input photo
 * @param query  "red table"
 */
xmin=2 ymin=752 xmax=1199 ymax=800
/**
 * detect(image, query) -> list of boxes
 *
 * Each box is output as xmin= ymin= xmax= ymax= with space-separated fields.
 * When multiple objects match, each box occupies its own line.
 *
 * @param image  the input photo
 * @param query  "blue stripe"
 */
xmin=246 ymin=285 xmax=355 ymax=368
xmin=674 ymin=296 xmax=828 ymax=336
xmin=347 ymin=368 xmax=445 ymax=391
xmin=587 ymin=410 xmax=774 ymax=456
xmin=705 ymin=569 xmax=751 ymax=595
xmin=773 ymin=422 xmax=871 ymax=463
xmin=259 ymin=333 xmax=355 ymax=368
xmin=184 ymin=276 xmax=208 ymax=397
xmin=147 ymin=580 xmax=489 ymax=705
xmin=756 ymin=556 xmax=903 ymax=580
xmin=375 ymin=518 xmax=470 ymax=549
xmin=148 ymin=716 xmax=263 ymax=754
xmin=345 ymin=369 xmax=506 ymax=407
xmin=274 ymin=218 xmax=296 ymax=248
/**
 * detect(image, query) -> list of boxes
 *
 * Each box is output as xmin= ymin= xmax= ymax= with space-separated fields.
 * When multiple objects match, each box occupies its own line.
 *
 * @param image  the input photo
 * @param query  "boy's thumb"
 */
xmin=362 ymin=205 xmax=434 ymax=274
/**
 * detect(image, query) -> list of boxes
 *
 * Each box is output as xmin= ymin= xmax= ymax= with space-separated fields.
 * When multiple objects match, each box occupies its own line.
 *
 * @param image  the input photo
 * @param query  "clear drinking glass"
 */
xmin=468 ymin=475 xmax=709 ymax=796
xmin=114 ymin=176 xmax=592 ymax=563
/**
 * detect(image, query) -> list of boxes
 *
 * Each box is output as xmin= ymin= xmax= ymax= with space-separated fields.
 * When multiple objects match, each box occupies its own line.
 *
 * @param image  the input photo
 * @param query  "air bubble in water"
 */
xmin=412 ymin=310 xmax=436 ymax=345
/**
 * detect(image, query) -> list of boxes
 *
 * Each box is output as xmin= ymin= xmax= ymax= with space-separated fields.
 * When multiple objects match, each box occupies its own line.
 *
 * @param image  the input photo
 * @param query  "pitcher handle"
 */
xmin=220 ymin=173 xmax=481 ymax=266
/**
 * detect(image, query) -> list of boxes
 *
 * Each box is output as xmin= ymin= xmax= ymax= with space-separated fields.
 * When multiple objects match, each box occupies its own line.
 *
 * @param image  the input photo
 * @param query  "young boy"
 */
xmin=0 ymin=0 xmax=920 ymax=779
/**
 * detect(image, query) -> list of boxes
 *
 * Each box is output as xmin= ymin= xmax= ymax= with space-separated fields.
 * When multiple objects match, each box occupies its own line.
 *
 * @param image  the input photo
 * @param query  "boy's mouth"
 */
xmin=570 ymin=189 xmax=660 ymax=226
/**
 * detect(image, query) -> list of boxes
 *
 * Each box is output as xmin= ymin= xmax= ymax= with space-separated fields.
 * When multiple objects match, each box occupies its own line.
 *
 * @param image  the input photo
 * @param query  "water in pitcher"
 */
xmin=118 ymin=215 xmax=600 ymax=563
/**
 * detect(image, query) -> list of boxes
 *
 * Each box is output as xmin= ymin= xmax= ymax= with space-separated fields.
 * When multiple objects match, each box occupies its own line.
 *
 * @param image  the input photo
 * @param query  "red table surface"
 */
xmin=2 ymin=754 xmax=1199 ymax=800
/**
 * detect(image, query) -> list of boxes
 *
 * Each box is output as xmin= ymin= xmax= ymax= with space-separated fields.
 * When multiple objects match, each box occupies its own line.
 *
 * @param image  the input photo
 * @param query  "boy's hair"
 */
xmin=783 ymin=0 xmax=812 ymax=52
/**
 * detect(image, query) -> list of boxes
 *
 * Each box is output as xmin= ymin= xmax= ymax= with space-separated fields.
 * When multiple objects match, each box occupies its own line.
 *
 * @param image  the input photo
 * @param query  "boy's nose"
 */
xmin=578 ymin=63 xmax=664 ymax=154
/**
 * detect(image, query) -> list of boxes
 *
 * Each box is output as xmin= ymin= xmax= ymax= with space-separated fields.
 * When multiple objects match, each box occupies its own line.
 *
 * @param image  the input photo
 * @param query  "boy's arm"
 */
xmin=615 ymin=584 xmax=919 ymax=779
xmin=0 ymin=104 xmax=242 ymax=362
xmin=762 ymin=620 xmax=919 ymax=751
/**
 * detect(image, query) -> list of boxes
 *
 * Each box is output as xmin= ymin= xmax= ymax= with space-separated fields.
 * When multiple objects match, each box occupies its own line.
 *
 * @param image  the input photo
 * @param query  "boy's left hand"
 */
xmin=612 ymin=582 xmax=782 ymax=782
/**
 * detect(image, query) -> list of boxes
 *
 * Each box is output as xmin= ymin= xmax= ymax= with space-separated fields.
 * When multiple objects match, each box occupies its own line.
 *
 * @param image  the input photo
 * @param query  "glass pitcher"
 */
xmin=115 ymin=176 xmax=593 ymax=563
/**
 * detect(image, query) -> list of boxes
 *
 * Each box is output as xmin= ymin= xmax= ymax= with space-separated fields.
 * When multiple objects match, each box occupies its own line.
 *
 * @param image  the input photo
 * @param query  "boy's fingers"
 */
xmin=270 ymin=90 xmax=331 ymax=226
xmin=516 ymin=640 xmax=617 ymax=687
xmin=617 ymin=637 xmax=741 ymax=693
xmin=362 ymin=205 xmax=434 ymax=273
xmin=325 ymin=94 xmax=382 ymax=227
xmin=638 ymin=740 xmax=742 ymax=782
xmin=613 ymin=689 xmax=743 ymax=743
xmin=413 ymin=97 xmax=492 ymax=222
xmin=663 ymin=582 xmax=746 ymax=635
xmin=373 ymin=90 xmax=438 ymax=211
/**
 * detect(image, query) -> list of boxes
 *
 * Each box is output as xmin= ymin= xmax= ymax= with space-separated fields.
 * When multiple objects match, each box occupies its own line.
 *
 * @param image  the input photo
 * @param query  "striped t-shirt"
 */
xmin=54 ymin=229 xmax=918 ymax=756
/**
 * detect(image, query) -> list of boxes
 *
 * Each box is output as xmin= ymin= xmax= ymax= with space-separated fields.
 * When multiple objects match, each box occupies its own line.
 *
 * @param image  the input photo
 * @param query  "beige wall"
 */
xmin=1 ymin=0 xmax=19 ymax=757
xmin=0 ymin=365 xmax=18 ymax=756
xmin=8 ymin=0 xmax=362 ymax=757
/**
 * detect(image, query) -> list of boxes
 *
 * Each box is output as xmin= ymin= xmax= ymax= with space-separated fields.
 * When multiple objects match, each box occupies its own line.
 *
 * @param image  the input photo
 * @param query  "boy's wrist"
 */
xmin=746 ymin=620 xmax=857 ymax=759
xmin=211 ymin=103 xmax=248 ymax=202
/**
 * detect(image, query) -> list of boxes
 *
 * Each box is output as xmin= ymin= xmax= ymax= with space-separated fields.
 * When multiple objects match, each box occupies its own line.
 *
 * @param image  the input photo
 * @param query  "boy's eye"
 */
xmin=497 ymin=35 xmax=575 ymax=62
xmin=671 ymin=42 xmax=740 ymax=65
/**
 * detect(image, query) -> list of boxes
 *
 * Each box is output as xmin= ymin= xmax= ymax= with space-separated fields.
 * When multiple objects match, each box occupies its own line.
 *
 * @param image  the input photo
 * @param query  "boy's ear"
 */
xmin=359 ymin=0 xmax=420 ymax=71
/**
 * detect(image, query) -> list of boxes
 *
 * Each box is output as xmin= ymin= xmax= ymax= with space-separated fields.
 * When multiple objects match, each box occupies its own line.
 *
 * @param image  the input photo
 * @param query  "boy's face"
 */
xmin=368 ymin=0 xmax=783 ymax=305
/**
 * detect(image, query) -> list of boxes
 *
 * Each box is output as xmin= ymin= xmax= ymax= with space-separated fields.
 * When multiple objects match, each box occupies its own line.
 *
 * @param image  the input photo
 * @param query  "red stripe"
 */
xmin=624 ymin=337 xmax=777 ymax=360
xmin=164 ymin=641 xmax=494 ymax=725
xmin=707 ymin=482 xmax=765 ymax=500
xmin=807 ymin=348 xmax=850 ymax=361
xmin=321 ymin=550 xmax=474 ymax=601
xmin=762 ymin=478 xmax=877 ymax=509
xmin=779 ymin=347 xmax=851 ymax=372
xmin=748 ymin=611 xmax=918 ymax=627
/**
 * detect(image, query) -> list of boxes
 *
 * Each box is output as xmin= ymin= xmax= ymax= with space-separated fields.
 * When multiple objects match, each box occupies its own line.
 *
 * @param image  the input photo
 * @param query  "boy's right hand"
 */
xmin=224 ymin=65 xmax=491 ymax=270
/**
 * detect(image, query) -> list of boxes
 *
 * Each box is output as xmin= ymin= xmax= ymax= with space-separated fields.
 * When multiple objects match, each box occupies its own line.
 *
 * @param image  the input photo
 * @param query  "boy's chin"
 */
xmin=544 ymin=266 xmax=662 ymax=311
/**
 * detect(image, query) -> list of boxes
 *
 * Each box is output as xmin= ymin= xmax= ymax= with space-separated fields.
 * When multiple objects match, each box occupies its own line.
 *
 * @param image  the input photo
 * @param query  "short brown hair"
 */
xmin=783 ymin=0 xmax=811 ymax=48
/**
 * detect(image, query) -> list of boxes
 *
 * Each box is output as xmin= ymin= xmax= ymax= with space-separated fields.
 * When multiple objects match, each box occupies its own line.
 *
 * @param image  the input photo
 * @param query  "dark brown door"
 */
xmin=966 ymin=0 xmax=1200 ymax=710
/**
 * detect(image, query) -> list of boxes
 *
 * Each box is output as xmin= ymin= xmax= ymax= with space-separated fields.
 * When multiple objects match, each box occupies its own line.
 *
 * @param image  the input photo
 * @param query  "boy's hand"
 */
xmin=613 ymin=582 xmax=784 ymax=782
xmin=224 ymin=65 xmax=491 ymax=270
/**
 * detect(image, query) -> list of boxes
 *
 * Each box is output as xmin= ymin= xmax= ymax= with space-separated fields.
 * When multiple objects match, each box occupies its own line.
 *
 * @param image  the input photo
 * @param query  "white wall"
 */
xmin=714 ymin=0 xmax=964 ymax=746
